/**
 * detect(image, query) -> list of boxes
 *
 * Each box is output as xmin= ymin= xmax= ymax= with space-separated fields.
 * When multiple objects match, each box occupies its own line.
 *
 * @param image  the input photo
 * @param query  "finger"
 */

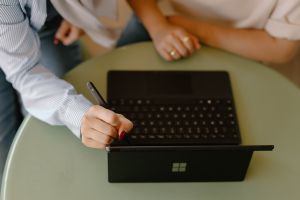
xmin=81 ymin=115 xmax=117 ymax=143
xmin=62 ymin=26 xmax=80 ymax=46
xmin=85 ymin=116 xmax=118 ymax=139
xmin=160 ymin=48 xmax=173 ymax=61
xmin=89 ymin=105 xmax=122 ymax=127
xmin=180 ymin=35 xmax=195 ymax=54
xmin=163 ymin=42 xmax=181 ymax=60
xmin=167 ymin=46 xmax=181 ymax=60
xmin=175 ymin=29 xmax=198 ymax=54
xmin=55 ymin=21 xmax=71 ymax=41
xmin=156 ymin=42 xmax=174 ymax=61
xmin=85 ymin=128 xmax=114 ymax=145
xmin=117 ymin=114 xmax=134 ymax=135
xmin=82 ymin=137 xmax=106 ymax=149
xmin=190 ymin=36 xmax=201 ymax=49
xmin=168 ymin=34 xmax=188 ymax=57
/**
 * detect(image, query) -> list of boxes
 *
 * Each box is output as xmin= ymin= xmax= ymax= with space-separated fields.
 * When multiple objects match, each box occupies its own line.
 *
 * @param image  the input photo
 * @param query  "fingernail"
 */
xmin=53 ymin=37 xmax=59 ymax=45
xmin=119 ymin=131 xmax=126 ymax=141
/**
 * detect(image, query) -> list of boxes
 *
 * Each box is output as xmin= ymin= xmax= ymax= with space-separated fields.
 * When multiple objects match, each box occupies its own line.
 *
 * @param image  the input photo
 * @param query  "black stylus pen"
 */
xmin=86 ymin=81 xmax=128 ymax=142
xmin=86 ymin=81 xmax=109 ymax=109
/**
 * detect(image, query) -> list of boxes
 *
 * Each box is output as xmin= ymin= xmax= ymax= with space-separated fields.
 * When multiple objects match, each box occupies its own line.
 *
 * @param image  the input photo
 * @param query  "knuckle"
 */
xmin=89 ymin=105 xmax=97 ymax=113
xmin=130 ymin=121 xmax=134 ymax=128
xmin=181 ymin=48 xmax=188 ymax=54
xmin=109 ymin=126 xmax=117 ymax=136
xmin=103 ymin=136 xmax=111 ymax=145
xmin=81 ymin=115 xmax=87 ymax=124
xmin=80 ymin=126 xmax=88 ymax=136
xmin=177 ymin=28 xmax=186 ymax=35
xmin=173 ymin=53 xmax=180 ymax=59
xmin=109 ymin=113 xmax=119 ymax=124
xmin=157 ymin=43 xmax=166 ymax=50
xmin=166 ymin=33 xmax=174 ymax=40
xmin=87 ymin=106 xmax=95 ymax=115
xmin=128 ymin=122 xmax=134 ymax=131
xmin=187 ymin=44 xmax=194 ymax=50
xmin=117 ymin=114 xmax=125 ymax=118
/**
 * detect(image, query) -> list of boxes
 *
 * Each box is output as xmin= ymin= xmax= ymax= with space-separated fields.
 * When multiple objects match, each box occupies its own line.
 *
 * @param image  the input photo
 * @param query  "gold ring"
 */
xmin=169 ymin=49 xmax=176 ymax=57
xmin=182 ymin=36 xmax=190 ymax=43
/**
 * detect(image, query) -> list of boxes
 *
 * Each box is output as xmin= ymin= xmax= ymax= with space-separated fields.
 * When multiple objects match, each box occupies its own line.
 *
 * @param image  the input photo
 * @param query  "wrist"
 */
xmin=194 ymin=20 xmax=213 ymax=44
xmin=147 ymin=21 xmax=170 ymax=39
xmin=138 ymin=12 xmax=169 ymax=39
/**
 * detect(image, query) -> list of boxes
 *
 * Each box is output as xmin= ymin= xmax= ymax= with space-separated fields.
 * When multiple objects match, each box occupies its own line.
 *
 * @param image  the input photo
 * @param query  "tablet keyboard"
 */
xmin=110 ymin=98 xmax=241 ymax=145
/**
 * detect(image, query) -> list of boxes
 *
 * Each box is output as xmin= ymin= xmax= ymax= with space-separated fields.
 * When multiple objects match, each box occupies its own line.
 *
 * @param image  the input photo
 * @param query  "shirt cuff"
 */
xmin=265 ymin=19 xmax=300 ymax=40
xmin=63 ymin=94 xmax=93 ymax=139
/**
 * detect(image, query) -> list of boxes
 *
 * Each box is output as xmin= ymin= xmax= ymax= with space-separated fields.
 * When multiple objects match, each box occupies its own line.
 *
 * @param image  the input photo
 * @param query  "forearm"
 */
xmin=169 ymin=17 xmax=299 ymax=64
xmin=0 ymin=8 xmax=92 ymax=138
xmin=127 ymin=0 xmax=168 ymax=37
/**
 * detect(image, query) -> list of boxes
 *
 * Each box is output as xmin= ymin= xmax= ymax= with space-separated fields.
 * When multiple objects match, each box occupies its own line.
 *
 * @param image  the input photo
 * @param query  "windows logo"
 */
xmin=172 ymin=162 xmax=187 ymax=172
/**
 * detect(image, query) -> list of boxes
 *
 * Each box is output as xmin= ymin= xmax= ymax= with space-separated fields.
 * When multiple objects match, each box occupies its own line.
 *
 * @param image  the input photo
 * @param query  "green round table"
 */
xmin=1 ymin=42 xmax=300 ymax=200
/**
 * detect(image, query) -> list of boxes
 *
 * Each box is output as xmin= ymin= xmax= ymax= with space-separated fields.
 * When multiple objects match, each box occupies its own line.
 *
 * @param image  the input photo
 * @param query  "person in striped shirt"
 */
xmin=0 ymin=0 xmax=133 ymax=189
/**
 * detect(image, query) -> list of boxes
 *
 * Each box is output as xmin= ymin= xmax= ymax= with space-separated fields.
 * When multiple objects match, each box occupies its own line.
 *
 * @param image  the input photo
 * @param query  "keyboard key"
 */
xmin=148 ymin=135 xmax=155 ymax=139
xmin=164 ymin=113 xmax=170 ymax=118
xmin=147 ymin=113 xmax=153 ymax=119
xmin=168 ymin=106 xmax=174 ymax=111
xmin=139 ymin=135 xmax=146 ymax=139
xmin=158 ymin=121 xmax=164 ymax=126
xmin=157 ymin=135 xmax=165 ymax=139
xmin=130 ymin=135 xmax=137 ymax=139
xmin=175 ymin=134 xmax=182 ymax=139
xmin=149 ymin=121 xmax=155 ymax=126
xmin=192 ymin=134 xmax=200 ymax=139
xmin=141 ymin=106 xmax=148 ymax=112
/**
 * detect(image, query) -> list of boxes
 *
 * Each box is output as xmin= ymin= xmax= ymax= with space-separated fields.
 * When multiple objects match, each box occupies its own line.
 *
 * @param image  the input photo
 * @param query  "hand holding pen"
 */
xmin=80 ymin=81 xmax=133 ymax=149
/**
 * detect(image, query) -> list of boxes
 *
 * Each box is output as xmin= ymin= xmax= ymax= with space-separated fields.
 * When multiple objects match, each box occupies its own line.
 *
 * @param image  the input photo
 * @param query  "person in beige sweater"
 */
xmin=118 ymin=0 xmax=300 ymax=85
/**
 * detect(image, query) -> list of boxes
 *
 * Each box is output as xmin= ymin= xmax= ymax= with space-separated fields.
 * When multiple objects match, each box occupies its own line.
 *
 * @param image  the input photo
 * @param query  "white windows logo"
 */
xmin=172 ymin=162 xmax=187 ymax=172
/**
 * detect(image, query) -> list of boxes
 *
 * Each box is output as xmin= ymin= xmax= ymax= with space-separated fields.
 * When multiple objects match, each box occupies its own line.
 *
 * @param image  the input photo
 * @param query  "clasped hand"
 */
xmin=150 ymin=19 xmax=201 ymax=61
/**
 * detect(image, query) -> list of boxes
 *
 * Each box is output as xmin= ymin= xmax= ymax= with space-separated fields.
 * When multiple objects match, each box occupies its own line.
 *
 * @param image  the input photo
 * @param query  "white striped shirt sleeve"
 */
xmin=0 ymin=0 xmax=92 ymax=138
